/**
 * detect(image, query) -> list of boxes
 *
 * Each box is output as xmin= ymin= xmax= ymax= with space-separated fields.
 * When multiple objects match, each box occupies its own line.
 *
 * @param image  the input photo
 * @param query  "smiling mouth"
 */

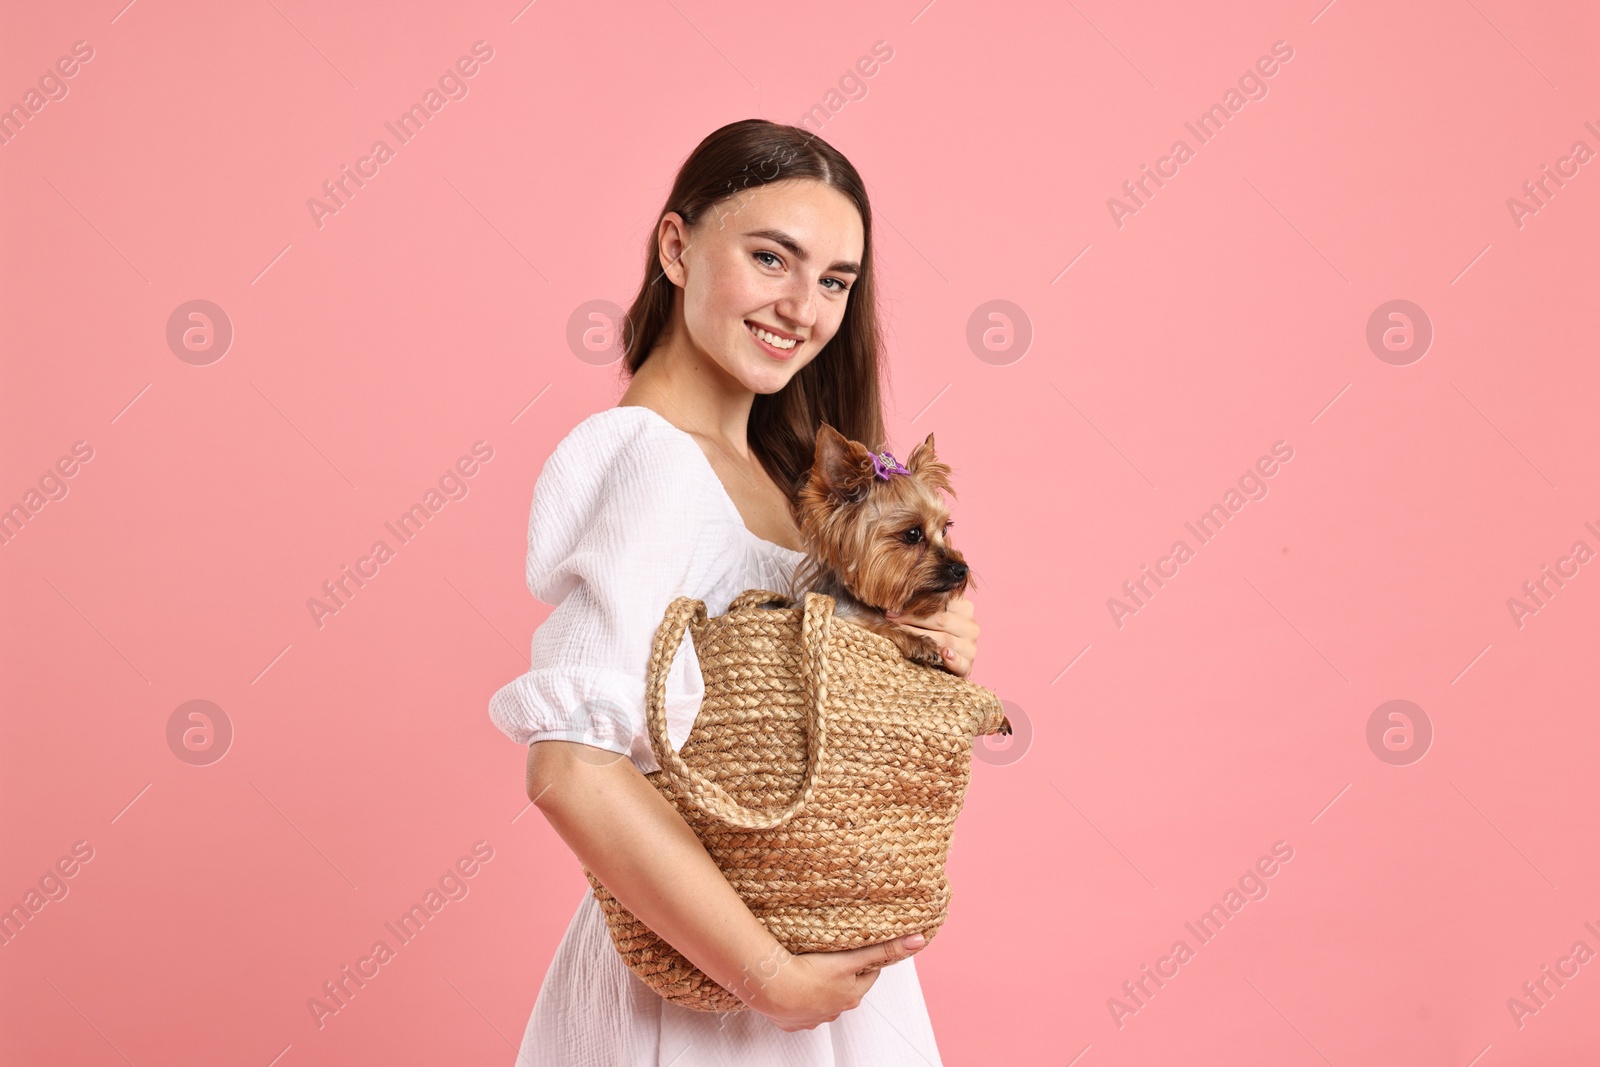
xmin=746 ymin=321 xmax=801 ymax=352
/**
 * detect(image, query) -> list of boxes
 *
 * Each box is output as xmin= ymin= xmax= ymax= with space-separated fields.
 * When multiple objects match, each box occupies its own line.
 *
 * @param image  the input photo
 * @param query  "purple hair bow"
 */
xmin=870 ymin=449 xmax=911 ymax=480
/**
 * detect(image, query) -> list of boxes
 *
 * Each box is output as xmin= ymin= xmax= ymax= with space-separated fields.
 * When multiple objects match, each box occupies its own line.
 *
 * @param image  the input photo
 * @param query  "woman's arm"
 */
xmin=526 ymin=740 xmax=776 ymax=996
xmin=525 ymin=739 xmax=928 ymax=1030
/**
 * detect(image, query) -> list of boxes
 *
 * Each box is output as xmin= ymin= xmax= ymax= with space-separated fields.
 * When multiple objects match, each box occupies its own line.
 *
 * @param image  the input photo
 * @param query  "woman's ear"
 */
xmin=658 ymin=211 xmax=692 ymax=286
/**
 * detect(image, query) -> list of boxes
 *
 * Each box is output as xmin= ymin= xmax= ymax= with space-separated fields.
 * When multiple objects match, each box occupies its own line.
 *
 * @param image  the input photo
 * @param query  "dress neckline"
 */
xmin=609 ymin=404 xmax=808 ymax=561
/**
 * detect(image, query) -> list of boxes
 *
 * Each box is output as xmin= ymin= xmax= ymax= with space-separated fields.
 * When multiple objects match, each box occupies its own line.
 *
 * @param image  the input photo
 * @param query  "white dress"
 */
xmin=488 ymin=404 xmax=944 ymax=1067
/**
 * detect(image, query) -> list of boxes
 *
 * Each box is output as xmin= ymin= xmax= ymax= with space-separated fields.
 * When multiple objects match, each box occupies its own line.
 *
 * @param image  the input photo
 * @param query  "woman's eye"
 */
xmin=754 ymin=250 xmax=782 ymax=268
xmin=903 ymin=527 xmax=923 ymax=544
xmin=823 ymin=277 xmax=850 ymax=293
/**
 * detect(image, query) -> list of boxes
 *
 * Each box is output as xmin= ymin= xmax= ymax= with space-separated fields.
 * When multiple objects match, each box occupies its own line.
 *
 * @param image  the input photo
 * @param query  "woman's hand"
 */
xmin=744 ymin=934 xmax=929 ymax=1032
xmin=885 ymin=594 xmax=979 ymax=677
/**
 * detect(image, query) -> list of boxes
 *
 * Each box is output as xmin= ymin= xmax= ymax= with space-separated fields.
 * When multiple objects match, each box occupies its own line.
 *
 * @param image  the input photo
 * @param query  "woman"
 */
xmin=488 ymin=118 xmax=981 ymax=1065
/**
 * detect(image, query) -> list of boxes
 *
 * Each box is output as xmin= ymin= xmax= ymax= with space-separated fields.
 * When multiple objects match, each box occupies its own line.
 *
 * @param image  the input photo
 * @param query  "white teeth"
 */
xmin=749 ymin=323 xmax=798 ymax=350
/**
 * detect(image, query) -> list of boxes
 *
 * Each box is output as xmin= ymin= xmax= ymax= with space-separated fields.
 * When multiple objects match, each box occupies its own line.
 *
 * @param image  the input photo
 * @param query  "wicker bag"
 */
xmin=581 ymin=587 xmax=1010 ymax=1013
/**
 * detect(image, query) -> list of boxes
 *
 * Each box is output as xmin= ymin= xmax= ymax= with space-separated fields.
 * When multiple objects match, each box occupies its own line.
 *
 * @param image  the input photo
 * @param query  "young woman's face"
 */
xmin=662 ymin=177 xmax=865 ymax=395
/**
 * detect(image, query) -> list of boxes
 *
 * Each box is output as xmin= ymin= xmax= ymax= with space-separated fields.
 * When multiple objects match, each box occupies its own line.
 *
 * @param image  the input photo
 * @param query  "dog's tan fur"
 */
xmin=785 ymin=423 xmax=973 ymax=672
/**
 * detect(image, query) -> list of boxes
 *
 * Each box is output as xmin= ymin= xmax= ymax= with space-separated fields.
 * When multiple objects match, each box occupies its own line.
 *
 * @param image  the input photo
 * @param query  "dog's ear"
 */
xmin=811 ymin=423 xmax=875 ymax=504
xmin=906 ymin=432 xmax=955 ymax=498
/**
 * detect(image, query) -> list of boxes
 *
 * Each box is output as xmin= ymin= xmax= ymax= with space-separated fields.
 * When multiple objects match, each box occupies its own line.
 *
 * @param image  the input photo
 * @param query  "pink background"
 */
xmin=4 ymin=1 xmax=1598 ymax=1063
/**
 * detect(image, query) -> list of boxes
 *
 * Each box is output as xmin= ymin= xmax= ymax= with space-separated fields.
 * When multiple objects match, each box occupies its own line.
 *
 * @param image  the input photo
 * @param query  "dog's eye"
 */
xmin=903 ymin=526 xmax=923 ymax=544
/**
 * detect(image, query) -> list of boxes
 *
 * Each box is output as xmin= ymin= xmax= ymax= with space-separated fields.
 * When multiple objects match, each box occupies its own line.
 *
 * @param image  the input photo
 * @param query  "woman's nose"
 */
xmin=774 ymin=277 xmax=818 ymax=327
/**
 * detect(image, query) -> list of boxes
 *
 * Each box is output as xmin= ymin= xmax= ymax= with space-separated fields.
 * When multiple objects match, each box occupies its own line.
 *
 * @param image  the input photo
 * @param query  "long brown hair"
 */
xmin=619 ymin=119 xmax=887 ymax=501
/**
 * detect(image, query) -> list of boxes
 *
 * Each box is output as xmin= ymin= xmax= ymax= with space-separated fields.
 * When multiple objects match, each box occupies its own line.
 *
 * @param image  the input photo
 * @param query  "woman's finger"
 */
xmin=888 ymin=620 xmax=944 ymax=644
xmin=886 ymin=609 xmax=965 ymax=635
xmin=943 ymin=647 xmax=971 ymax=677
xmin=893 ymin=619 xmax=970 ymax=653
xmin=889 ymin=614 xmax=972 ymax=646
xmin=890 ymin=623 xmax=974 ymax=676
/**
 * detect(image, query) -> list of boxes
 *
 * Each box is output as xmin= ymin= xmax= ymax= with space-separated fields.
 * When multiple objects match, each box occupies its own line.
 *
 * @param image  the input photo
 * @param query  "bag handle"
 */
xmin=643 ymin=590 xmax=833 ymax=830
xmin=727 ymin=587 xmax=791 ymax=612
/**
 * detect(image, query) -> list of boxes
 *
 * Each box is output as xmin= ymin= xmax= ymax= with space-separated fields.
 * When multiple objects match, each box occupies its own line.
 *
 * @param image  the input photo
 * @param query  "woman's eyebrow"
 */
xmin=743 ymin=227 xmax=861 ymax=275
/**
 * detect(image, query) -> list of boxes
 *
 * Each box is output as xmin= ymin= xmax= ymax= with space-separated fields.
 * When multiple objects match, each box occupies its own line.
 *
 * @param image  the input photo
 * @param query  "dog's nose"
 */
xmin=947 ymin=560 xmax=968 ymax=580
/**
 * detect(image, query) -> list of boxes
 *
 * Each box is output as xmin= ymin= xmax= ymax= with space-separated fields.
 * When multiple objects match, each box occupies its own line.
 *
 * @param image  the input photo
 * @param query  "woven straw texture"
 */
xmin=581 ymin=588 xmax=1010 ymax=1013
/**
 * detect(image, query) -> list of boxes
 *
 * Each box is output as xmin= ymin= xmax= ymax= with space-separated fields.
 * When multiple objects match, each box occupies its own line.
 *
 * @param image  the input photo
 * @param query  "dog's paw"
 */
xmin=901 ymin=632 xmax=953 ymax=672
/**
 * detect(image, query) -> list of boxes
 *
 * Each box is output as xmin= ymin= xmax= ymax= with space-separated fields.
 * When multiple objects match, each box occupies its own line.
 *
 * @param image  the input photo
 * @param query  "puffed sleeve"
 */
xmin=487 ymin=413 xmax=723 ymax=774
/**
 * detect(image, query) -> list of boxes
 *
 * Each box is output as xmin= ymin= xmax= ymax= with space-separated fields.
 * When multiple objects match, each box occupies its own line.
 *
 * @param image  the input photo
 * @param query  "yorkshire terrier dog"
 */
xmin=785 ymin=422 xmax=981 ymax=678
